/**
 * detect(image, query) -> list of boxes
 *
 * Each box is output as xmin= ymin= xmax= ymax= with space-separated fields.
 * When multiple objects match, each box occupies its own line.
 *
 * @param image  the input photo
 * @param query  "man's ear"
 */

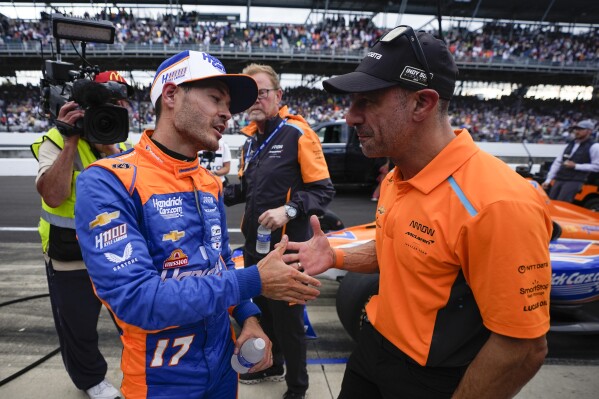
xmin=275 ymin=88 xmax=283 ymax=105
xmin=412 ymin=89 xmax=439 ymax=122
xmin=161 ymin=83 xmax=178 ymax=111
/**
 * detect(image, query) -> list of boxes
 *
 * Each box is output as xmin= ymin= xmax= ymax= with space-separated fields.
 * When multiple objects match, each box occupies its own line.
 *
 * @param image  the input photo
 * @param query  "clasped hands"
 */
xmin=257 ymin=216 xmax=335 ymax=304
xmin=257 ymin=234 xmax=321 ymax=304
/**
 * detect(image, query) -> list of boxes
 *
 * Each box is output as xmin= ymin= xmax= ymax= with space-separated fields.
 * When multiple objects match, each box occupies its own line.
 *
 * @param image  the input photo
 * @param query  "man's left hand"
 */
xmin=235 ymin=316 xmax=272 ymax=373
xmin=258 ymin=206 xmax=288 ymax=230
xmin=563 ymin=160 xmax=576 ymax=169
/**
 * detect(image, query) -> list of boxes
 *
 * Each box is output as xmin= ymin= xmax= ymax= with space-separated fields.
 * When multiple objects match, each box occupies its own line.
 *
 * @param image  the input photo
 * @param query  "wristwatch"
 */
xmin=284 ymin=204 xmax=298 ymax=220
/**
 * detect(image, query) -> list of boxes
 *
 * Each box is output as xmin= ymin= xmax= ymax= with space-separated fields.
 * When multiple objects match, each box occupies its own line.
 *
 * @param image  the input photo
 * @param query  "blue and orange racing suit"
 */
xmin=74 ymin=131 xmax=262 ymax=399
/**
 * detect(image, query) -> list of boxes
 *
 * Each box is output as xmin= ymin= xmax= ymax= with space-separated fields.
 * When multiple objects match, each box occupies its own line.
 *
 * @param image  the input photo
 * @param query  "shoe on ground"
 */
xmin=283 ymin=391 xmax=306 ymax=399
xmin=239 ymin=365 xmax=285 ymax=385
xmin=86 ymin=379 xmax=121 ymax=399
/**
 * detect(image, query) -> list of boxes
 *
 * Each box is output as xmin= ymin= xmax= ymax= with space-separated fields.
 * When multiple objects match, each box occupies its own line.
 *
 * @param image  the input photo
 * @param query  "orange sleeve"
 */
xmin=296 ymin=123 xmax=330 ymax=183
xmin=459 ymin=200 xmax=552 ymax=339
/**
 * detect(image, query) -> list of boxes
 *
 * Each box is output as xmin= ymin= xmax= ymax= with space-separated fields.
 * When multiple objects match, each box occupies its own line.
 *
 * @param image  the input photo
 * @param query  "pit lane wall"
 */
xmin=0 ymin=133 xmax=565 ymax=176
xmin=0 ymin=133 xmax=247 ymax=176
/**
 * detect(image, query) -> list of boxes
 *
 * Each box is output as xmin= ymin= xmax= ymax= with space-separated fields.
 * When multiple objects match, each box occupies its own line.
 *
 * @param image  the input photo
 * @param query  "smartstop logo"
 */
xmin=519 ymin=280 xmax=549 ymax=297
xmin=153 ymin=196 xmax=184 ymax=219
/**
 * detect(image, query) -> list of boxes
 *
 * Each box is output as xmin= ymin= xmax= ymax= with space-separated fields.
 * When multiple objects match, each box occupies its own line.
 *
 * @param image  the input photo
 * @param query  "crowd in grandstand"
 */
xmin=1 ymin=83 xmax=596 ymax=144
xmin=0 ymin=9 xmax=597 ymax=140
xmin=1 ymin=8 xmax=598 ymax=64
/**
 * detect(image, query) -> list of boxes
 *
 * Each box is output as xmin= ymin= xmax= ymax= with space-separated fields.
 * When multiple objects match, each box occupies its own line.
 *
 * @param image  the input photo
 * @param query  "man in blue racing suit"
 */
xmin=74 ymin=50 xmax=321 ymax=399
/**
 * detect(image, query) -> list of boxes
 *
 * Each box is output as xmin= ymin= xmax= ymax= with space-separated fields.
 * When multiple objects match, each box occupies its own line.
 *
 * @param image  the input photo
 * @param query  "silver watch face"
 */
xmin=286 ymin=205 xmax=297 ymax=218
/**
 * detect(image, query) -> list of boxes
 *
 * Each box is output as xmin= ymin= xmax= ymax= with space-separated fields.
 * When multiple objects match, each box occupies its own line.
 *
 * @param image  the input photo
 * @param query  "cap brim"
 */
xmin=572 ymin=124 xmax=592 ymax=130
xmin=212 ymin=75 xmax=258 ymax=114
xmin=323 ymin=71 xmax=397 ymax=94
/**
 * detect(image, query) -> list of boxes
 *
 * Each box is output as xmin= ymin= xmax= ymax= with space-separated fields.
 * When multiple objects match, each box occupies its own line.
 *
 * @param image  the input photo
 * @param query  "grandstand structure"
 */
xmin=0 ymin=0 xmax=597 ymax=138
xmin=0 ymin=0 xmax=598 ymax=88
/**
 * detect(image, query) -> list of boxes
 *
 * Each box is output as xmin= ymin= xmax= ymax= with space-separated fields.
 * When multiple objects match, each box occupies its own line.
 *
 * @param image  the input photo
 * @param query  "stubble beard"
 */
xmin=174 ymin=108 xmax=219 ymax=152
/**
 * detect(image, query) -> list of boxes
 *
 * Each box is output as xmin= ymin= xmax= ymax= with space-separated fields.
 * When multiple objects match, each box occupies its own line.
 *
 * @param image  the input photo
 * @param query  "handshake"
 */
xmin=256 ymin=215 xmax=335 ymax=304
xmin=255 ymin=235 xmax=321 ymax=304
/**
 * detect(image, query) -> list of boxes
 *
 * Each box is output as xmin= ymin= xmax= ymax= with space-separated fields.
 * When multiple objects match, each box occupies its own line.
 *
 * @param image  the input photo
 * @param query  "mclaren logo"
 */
xmin=163 ymin=230 xmax=185 ymax=242
xmin=89 ymin=211 xmax=120 ymax=230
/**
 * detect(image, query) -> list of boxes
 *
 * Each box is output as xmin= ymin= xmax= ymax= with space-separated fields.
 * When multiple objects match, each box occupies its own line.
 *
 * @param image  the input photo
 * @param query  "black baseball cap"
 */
xmin=323 ymin=27 xmax=458 ymax=100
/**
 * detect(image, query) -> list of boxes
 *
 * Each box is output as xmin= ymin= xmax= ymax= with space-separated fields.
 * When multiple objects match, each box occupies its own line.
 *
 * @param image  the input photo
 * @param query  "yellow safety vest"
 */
xmin=30 ymin=129 xmax=130 ymax=253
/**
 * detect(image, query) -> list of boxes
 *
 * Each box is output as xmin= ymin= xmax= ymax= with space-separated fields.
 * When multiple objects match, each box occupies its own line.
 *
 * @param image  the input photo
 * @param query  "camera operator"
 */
xmin=30 ymin=71 xmax=132 ymax=399
xmin=199 ymin=137 xmax=232 ymax=186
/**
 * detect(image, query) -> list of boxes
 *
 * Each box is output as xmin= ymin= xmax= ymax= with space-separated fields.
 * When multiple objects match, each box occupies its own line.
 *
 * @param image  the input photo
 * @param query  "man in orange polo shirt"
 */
xmin=284 ymin=26 xmax=552 ymax=398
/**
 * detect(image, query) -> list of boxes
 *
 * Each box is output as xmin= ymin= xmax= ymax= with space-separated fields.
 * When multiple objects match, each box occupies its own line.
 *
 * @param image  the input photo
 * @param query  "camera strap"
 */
xmin=55 ymin=119 xmax=83 ymax=137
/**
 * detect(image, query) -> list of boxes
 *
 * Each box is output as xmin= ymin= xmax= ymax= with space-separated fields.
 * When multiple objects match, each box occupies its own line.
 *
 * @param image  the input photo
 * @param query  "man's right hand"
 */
xmin=57 ymin=101 xmax=85 ymax=137
xmin=257 ymin=236 xmax=321 ymax=304
xmin=283 ymin=215 xmax=334 ymax=276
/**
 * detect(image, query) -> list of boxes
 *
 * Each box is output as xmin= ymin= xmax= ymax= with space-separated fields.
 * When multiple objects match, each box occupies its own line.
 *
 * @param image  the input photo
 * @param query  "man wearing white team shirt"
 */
xmin=199 ymin=138 xmax=231 ymax=185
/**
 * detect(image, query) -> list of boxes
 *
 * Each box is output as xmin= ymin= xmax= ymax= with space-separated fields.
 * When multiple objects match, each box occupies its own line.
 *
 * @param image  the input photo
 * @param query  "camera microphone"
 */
xmin=72 ymin=79 xmax=114 ymax=106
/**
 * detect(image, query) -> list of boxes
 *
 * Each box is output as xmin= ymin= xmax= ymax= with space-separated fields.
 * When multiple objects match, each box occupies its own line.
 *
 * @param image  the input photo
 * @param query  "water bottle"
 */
xmin=231 ymin=337 xmax=266 ymax=374
xmin=256 ymin=225 xmax=271 ymax=254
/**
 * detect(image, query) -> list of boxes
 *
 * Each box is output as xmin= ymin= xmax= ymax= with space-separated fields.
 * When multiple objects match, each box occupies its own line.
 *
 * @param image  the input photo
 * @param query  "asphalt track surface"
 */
xmin=0 ymin=176 xmax=598 ymax=397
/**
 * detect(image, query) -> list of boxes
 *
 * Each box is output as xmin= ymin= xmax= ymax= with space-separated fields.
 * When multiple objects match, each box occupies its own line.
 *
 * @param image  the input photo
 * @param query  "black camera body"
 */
xmin=40 ymin=60 xmax=129 ymax=144
xmin=200 ymin=150 xmax=218 ymax=171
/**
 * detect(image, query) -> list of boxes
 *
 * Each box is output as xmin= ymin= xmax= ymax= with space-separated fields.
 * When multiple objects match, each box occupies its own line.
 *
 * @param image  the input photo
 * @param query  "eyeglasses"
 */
xmin=377 ymin=25 xmax=431 ymax=87
xmin=257 ymin=88 xmax=279 ymax=99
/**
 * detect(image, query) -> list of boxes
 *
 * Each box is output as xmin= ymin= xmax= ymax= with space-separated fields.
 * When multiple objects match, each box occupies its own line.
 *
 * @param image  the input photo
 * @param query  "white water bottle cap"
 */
xmin=254 ymin=338 xmax=266 ymax=351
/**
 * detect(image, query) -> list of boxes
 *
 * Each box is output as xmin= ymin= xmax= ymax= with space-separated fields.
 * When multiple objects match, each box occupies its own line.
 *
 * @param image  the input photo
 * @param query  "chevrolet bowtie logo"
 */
xmin=163 ymin=230 xmax=185 ymax=242
xmin=377 ymin=206 xmax=385 ymax=215
xmin=89 ymin=211 xmax=120 ymax=229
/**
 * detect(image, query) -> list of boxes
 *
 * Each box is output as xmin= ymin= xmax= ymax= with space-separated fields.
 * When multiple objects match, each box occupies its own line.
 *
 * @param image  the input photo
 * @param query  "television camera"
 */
xmin=40 ymin=14 xmax=130 ymax=144
xmin=200 ymin=150 xmax=217 ymax=170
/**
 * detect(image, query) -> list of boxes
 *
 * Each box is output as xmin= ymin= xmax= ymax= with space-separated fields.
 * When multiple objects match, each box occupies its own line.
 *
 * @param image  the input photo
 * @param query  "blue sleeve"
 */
xmin=217 ymin=191 xmax=261 ymax=324
xmin=74 ymin=166 xmax=262 ymax=331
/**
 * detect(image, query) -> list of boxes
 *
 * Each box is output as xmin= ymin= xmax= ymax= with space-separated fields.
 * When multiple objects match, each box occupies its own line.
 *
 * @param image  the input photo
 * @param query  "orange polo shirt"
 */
xmin=366 ymin=129 xmax=552 ymax=367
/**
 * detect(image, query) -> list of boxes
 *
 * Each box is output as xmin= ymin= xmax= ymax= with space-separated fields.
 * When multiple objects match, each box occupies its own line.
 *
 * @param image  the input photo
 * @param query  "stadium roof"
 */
xmin=10 ymin=0 xmax=599 ymax=24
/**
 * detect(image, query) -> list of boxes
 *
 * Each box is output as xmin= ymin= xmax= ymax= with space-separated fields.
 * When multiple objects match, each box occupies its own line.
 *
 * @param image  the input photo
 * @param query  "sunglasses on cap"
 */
xmin=376 ymin=25 xmax=431 ymax=87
